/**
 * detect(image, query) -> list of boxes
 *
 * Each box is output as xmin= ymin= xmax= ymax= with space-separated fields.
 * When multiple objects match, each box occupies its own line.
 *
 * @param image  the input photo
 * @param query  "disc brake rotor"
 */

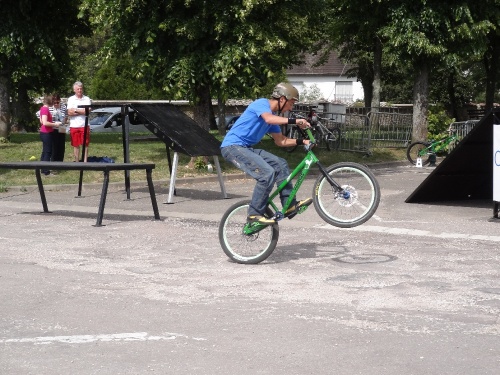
xmin=335 ymin=185 xmax=358 ymax=207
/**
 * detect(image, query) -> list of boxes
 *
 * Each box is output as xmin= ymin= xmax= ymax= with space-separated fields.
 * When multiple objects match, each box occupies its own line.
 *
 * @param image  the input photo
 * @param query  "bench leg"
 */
xmin=125 ymin=170 xmax=131 ymax=200
xmin=95 ymin=171 xmax=110 ymax=227
xmin=35 ymin=168 xmax=50 ymax=213
xmin=77 ymin=169 xmax=85 ymax=197
xmin=146 ymin=168 xmax=161 ymax=220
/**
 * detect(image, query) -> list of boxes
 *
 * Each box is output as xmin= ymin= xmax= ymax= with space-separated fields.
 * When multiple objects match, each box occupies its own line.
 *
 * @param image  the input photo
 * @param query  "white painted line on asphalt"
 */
xmin=316 ymin=224 xmax=500 ymax=242
xmin=1 ymin=332 xmax=207 ymax=345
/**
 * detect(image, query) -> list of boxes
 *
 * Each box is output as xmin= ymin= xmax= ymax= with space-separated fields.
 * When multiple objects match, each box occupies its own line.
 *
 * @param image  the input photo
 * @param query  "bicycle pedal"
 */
xmin=287 ymin=212 xmax=298 ymax=220
xmin=298 ymin=205 xmax=310 ymax=214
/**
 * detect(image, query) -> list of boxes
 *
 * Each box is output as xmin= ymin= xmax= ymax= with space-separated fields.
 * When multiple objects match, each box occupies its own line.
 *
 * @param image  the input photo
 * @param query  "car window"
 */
xmin=89 ymin=112 xmax=113 ymax=126
xmin=105 ymin=114 xmax=122 ymax=128
xmin=129 ymin=111 xmax=148 ymax=125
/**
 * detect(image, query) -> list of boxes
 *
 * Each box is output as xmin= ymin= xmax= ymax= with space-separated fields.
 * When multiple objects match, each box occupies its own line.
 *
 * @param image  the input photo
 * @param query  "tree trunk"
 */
xmin=362 ymin=80 xmax=373 ymax=109
xmin=188 ymin=83 xmax=213 ymax=168
xmin=12 ymin=82 xmax=32 ymax=132
xmin=353 ymin=58 xmax=373 ymax=108
xmin=484 ymin=31 xmax=499 ymax=112
xmin=217 ymin=95 xmax=227 ymax=136
xmin=192 ymin=83 xmax=212 ymax=132
xmin=446 ymin=71 xmax=459 ymax=121
xmin=0 ymin=74 xmax=10 ymax=139
xmin=370 ymin=37 xmax=382 ymax=112
xmin=412 ymin=62 xmax=429 ymax=142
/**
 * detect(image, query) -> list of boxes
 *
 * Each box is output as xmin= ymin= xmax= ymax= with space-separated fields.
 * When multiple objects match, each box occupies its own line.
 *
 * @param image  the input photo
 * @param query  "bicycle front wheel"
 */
xmin=313 ymin=162 xmax=380 ymax=228
xmin=218 ymin=200 xmax=279 ymax=264
xmin=326 ymin=127 xmax=341 ymax=151
xmin=407 ymin=142 xmax=431 ymax=165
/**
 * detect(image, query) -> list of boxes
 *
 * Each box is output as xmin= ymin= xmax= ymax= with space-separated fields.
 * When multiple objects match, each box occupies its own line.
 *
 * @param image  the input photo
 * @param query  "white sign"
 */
xmin=494 ymin=124 xmax=500 ymax=201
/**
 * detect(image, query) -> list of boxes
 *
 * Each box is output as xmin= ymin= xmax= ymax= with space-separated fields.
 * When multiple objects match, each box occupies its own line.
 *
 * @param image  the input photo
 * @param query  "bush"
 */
xmin=427 ymin=105 xmax=454 ymax=140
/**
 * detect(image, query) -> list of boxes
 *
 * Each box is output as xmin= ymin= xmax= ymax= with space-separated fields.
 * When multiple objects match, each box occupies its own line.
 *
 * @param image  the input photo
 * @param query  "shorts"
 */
xmin=70 ymin=127 xmax=90 ymax=147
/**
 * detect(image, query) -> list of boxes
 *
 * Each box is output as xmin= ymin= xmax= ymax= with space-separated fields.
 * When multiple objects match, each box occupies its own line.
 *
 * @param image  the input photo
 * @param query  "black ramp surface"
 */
xmin=406 ymin=109 xmax=500 ymax=203
xmin=131 ymin=103 xmax=221 ymax=157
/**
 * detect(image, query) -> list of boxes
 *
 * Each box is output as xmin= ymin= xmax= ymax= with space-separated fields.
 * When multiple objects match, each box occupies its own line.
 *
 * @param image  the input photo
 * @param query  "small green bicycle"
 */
xmin=406 ymin=127 xmax=459 ymax=166
xmin=218 ymin=128 xmax=381 ymax=264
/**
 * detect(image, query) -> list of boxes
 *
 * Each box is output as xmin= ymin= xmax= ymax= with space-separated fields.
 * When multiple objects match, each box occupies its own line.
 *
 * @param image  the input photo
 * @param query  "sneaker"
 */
xmin=284 ymin=198 xmax=313 ymax=218
xmin=247 ymin=215 xmax=276 ymax=225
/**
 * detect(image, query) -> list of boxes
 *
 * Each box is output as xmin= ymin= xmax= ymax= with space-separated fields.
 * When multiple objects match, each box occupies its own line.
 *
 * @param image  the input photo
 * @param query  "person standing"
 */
xmin=39 ymin=95 xmax=62 ymax=176
xmin=67 ymin=81 xmax=91 ymax=162
xmin=50 ymin=93 xmax=67 ymax=162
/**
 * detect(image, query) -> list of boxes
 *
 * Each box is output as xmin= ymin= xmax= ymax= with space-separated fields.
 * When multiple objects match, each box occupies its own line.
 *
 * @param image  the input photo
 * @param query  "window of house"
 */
xmin=334 ymin=81 xmax=353 ymax=103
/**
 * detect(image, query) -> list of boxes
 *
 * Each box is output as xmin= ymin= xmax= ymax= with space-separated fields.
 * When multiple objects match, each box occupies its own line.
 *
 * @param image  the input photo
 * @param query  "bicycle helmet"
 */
xmin=271 ymin=82 xmax=300 ymax=101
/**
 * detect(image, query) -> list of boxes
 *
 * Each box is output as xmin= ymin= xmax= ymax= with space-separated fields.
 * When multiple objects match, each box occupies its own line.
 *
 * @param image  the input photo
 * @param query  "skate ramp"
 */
xmin=406 ymin=110 xmax=499 ymax=203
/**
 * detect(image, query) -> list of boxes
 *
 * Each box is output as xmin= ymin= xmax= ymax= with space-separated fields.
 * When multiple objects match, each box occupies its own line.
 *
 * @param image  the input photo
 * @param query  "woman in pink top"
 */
xmin=39 ymin=94 xmax=62 ymax=176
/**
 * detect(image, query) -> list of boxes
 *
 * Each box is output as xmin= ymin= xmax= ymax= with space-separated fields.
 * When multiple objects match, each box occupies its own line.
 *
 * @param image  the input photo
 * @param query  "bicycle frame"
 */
xmin=243 ymin=129 xmax=342 ymax=235
xmin=432 ymin=134 xmax=458 ymax=153
xmin=299 ymin=115 xmax=330 ymax=145
xmin=420 ymin=133 xmax=458 ymax=157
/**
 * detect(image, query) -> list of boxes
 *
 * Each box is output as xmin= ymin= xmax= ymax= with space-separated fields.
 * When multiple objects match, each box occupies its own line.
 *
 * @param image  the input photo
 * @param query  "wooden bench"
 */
xmin=0 ymin=161 xmax=160 ymax=226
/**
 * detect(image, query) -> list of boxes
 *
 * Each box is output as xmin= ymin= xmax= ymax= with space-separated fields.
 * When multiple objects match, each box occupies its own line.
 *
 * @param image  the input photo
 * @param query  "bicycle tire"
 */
xmin=218 ymin=200 xmax=279 ymax=264
xmin=284 ymin=126 xmax=299 ymax=153
xmin=325 ymin=127 xmax=341 ymax=151
xmin=406 ymin=142 xmax=431 ymax=166
xmin=313 ymin=162 xmax=380 ymax=228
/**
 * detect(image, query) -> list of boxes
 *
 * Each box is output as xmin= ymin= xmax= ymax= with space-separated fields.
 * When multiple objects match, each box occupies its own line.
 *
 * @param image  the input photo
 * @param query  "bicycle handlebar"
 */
xmin=304 ymin=127 xmax=316 ymax=145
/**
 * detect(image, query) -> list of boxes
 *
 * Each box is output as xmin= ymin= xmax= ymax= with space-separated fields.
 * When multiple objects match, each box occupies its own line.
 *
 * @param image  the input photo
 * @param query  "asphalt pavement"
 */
xmin=0 ymin=163 xmax=499 ymax=374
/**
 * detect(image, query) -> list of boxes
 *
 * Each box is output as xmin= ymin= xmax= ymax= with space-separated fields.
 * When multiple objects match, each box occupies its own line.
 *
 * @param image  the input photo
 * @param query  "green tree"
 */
xmin=469 ymin=1 xmax=500 ymax=111
xmin=0 ymin=1 xmax=88 ymax=137
xmin=381 ymin=1 xmax=491 ymax=141
xmin=92 ymin=57 xmax=164 ymax=100
xmin=326 ymin=0 xmax=393 ymax=109
xmin=81 ymin=0 xmax=328 ymax=133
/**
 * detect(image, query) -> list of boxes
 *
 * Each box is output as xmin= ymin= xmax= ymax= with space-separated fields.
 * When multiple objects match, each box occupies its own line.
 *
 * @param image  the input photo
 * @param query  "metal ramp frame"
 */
xmin=91 ymin=101 xmax=227 ymax=204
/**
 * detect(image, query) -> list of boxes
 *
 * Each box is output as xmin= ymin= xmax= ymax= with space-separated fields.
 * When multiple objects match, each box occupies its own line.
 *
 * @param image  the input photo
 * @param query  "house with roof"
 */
xmin=286 ymin=52 xmax=364 ymax=105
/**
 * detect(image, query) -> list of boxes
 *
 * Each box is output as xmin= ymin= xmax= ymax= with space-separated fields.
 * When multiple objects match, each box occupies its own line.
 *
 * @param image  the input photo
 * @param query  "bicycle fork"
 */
xmin=316 ymin=161 xmax=351 ymax=199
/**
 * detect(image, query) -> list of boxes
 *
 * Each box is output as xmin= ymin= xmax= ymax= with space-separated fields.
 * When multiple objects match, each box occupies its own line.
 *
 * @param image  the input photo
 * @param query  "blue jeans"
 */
xmin=221 ymin=145 xmax=296 ymax=216
xmin=39 ymin=132 xmax=53 ymax=175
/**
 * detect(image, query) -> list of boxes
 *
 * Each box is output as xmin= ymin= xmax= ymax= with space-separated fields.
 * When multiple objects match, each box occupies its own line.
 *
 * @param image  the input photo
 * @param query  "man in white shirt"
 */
xmin=67 ymin=81 xmax=92 ymax=162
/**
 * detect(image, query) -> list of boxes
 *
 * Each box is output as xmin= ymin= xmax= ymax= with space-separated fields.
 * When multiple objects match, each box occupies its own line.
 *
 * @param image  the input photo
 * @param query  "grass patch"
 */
xmin=0 ymin=132 xmax=406 ymax=187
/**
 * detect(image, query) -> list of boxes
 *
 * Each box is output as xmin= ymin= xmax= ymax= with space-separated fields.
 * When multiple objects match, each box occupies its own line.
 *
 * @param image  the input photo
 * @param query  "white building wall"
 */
xmin=288 ymin=75 xmax=364 ymax=104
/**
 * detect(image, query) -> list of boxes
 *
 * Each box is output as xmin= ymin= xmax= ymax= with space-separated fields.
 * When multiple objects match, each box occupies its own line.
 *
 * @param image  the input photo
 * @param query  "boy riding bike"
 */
xmin=220 ymin=82 xmax=313 ymax=225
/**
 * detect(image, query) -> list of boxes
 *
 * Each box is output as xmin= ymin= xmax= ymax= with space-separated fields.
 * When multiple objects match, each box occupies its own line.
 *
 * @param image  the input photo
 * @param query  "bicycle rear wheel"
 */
xmin=326 ymin=127 xmax=341 ymax=151
xmin=313 ymin=162 xmax=380 ymax=228
xmin=218 ymin=200 xmax=279 ymax=264
xmin=407 ymin=142 xmax=431 ymax=165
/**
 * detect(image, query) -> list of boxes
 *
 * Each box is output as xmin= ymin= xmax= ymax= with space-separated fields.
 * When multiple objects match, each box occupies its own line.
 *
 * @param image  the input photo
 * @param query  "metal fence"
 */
xmin=367 ymin=111 xmax=413 ymax=148
xmin=291 ymin=109 xmax=480 ymax=154
xmin=319 ymin=113 xmax=371 ymax=154
xmin=448 ymin=120 xmax=480 ymax=151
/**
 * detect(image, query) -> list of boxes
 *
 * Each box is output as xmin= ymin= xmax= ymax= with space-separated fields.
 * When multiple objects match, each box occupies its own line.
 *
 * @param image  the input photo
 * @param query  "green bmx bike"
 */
xmin=406 ymin=127 xmax=459 ymax=166
xmin=218 ymin=128 xmax=381 ymax=264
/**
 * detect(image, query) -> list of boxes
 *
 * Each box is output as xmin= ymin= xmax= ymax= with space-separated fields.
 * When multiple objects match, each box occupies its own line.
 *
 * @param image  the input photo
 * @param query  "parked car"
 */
xmin=88 ymin=107 xmax=150 ymax=133
xmin=215 ymin=114 xmax=240 ymax=130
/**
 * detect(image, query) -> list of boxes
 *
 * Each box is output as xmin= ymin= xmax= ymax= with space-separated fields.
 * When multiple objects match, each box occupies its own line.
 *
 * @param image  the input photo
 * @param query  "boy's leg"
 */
xmin=221 ymin=146 xmax=276 ymax=216
xmin=255 ymin=149 xmax=296 ymax=208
